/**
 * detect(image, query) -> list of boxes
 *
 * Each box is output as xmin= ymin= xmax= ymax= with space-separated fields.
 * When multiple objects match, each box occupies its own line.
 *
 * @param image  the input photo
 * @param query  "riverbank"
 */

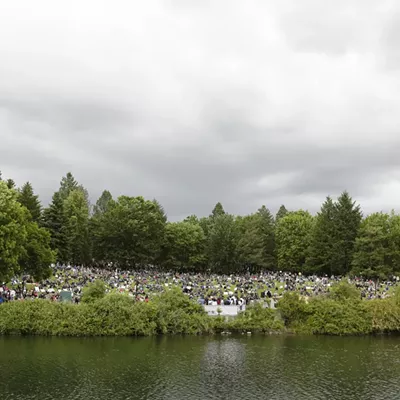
xmin=1 ymin=284 xmax=400 ymax=336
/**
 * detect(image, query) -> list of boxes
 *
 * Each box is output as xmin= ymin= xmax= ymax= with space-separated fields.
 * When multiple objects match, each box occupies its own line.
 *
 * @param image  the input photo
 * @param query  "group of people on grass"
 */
xmin=0 ymin=265 xmax=398 ymax=305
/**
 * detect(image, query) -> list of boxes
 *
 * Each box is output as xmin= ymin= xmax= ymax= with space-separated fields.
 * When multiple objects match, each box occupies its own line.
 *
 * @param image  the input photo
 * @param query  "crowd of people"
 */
xmin=1 ymin=265 xmax=399 ymax=305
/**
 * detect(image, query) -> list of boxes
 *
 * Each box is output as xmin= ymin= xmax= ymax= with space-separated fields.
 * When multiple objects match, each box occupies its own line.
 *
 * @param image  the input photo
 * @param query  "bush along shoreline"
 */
xmin=1 ymin=283 xmax=400 ymax=337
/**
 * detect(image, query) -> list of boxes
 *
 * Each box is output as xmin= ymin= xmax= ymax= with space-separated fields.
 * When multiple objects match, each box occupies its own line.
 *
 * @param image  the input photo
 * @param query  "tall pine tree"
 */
xmin=275 ymin=205 xmax=288 ymax=223
xmin=42 ymin=191 xmax=71 ymax=264
xmin=59 ymin=172 xmax=78 ymax=201
xmin=332 ymin=191 xmax=362 ymax=275
xmin=307 ymin=197 xmax=337 ymax=275
xmin=64 ymin=189 xmax=92 ymax=265
xmin=210 ymin=202 xmax=225 ymax=219
xmin=93 ymin=190 xmax=113 ymax=215
xmin=257 ymin=205 xmax=276 ymax=270
xmin=18 ymin=182 xmax=42 ymax=222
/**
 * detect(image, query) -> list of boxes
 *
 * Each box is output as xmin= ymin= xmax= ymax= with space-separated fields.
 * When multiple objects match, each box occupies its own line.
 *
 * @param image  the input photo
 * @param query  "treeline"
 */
xmin=1 ymin=171 xmax=399 ymax=282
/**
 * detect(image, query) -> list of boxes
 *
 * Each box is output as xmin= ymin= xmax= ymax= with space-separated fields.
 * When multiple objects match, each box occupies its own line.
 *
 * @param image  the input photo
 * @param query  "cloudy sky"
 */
xmin=1 ymin=0 xmax=400 ymax=220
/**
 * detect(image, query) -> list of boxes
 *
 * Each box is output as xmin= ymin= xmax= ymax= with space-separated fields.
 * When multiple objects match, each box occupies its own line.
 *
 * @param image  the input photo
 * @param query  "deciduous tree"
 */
xmin=276 ymin=211 xmax=314 ymax=272
xmin=160 ymin=222 xmax=206 ymax=270
xmin=0 ymin=181 xmax=28 ymax=280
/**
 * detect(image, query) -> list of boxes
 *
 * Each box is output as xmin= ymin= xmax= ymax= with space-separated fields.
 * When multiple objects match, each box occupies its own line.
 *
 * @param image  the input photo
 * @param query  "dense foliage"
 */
xmin=276 ymin=282 xmax=400 ymax=335
xmin=0 ymin=181 xmax=55 ymax=281
xmin=1 ymin=283 xmax=400 ymax=337
xmin=1 ymin=170 xmax=400 ymax=281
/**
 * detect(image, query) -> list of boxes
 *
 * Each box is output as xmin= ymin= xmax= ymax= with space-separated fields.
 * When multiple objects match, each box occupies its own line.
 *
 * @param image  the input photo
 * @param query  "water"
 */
xmin=1 ymin=335 xmax=400 ymax=400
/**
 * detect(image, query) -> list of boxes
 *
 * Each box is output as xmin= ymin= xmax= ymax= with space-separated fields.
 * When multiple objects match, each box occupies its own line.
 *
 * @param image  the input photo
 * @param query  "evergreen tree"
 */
xmin=210 ymin=202 xmax=225 ymax=219
xmin=307 ymin=197 xmax=337 ymax=275
xmin=42 ymin=192 xmax=71 ymax=263
xmin=91 ymin=190 xmax=113 ymax=263
xmin=93 ymin=190 xmax=113 ymax=215
xmin=17 ymin=182 xmax=42 ymax=222
xmin=237 ymin=214 xmax=265 ymax=271
xmin=152 ymin=199 xmax=168 ymax=223
xmin=237 ymin=206 xmax=276 ymax=271
xmin=58 ymin=172 xmax=78 ymax=201
xmin=276 ymin=205 xmax=288 ymax=223
xmin=332 ymin=191 xmax=362 ymax=275
xmin=257 ymin=205 xmax=276 ymax=270
xmin=64 ymin=189 xmax=92 ymax=265
xmin=207 ymin=213 xmax=239 ymax=273
xmin=6 ymin=178 xmax=15 ymax=189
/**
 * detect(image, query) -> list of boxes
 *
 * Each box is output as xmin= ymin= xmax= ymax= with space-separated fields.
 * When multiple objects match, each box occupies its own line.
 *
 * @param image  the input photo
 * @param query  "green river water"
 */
xmin=1 ymin=335 xmax=399 ymax=400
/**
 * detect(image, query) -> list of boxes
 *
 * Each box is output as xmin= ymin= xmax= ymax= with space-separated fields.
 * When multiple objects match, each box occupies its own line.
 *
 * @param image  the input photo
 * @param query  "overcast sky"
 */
xmin=1 ymin=0 xmax=400 ymax=220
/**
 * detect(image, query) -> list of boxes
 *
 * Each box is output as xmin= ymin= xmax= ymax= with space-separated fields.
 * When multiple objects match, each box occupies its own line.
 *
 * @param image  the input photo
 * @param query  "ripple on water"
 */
xmin=1 ymin=336 xmax=400 ymax=400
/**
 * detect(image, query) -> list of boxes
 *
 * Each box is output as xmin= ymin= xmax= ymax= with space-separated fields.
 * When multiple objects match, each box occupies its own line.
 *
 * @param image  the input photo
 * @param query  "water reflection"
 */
xmin=1 ymin=336 xmax=400 ymax=400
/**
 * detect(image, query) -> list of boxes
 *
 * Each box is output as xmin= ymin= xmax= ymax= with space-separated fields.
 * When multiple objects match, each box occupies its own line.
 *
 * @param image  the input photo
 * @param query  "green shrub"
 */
xmin=154 ymin=289 xmax=212 ymax=334
xmin=329 ymin=281 xmax=360 ymax=302
xmin=306 ymin=297 xmax=372 ymax=335
xmin=394 ymin=286 xmax=400 ymax=307
xmin=1 ymin=289 xmax=400 ymax=337
xmin=81 ymin=280 xmax=106 ymax=303
xmin=277 ymin=292 xmax=310 ymax=328
xmin=365 ymin=298 xmax=400 ymax=333
xmin=229 ymin=303 xmax=284 ymax=333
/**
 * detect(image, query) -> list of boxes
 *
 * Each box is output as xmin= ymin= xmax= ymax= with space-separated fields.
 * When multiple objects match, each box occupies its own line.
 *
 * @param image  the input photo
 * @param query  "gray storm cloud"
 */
xmin=1 ymin=0 xmax=400 ymax=220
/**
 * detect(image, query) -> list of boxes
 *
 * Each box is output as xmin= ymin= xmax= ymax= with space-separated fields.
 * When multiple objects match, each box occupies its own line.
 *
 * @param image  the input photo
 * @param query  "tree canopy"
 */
xmin=276 ymin=211 xmax=314 ymax=273
xmin=0 ymin=181 xmax=54 ymax=281
xmin=1 ymin=171 xmax=399 ymax=279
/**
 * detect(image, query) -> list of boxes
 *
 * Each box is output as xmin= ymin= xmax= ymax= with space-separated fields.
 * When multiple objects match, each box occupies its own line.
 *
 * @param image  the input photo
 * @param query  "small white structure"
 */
xmin=204 ymin=305 xmax=246 ymax=316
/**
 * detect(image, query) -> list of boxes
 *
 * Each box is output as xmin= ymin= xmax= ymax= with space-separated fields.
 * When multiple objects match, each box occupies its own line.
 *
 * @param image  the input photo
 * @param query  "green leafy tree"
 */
xmin=160 ymin=222 xmax=206 ymax=270
xmin=0 ymin=181 xmax=29 ymax=280
xmin=183 ymin=215 xmax=199 ymax=224
xmin=152 ymin=199 xmax=167 ymax=223
xmin=199 ymin=216 xmax=213 ymax=239
xmin=17 ymin=182 xmax=42 ymax=222
xmin=19 ymin=222 xmax=56 ymax=280
xmin=275 ymin=211 xmax=314 ymax=272
xmin=351 ymin=212 xmax=394 ymax=283
xmin=388 ymin=213 xmax=400 ymax=273
xmin=93 ymin=196 xmax=166 ymax=267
